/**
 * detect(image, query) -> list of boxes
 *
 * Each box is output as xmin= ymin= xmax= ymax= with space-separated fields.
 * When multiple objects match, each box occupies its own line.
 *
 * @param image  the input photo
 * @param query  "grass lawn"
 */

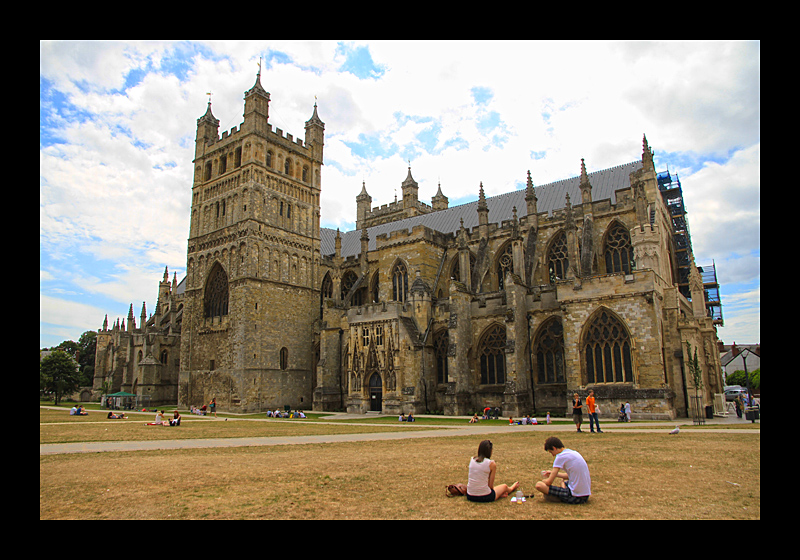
xmin=40 ymin=407 xmax=759 ymax=520
xmin=39 ymin=408 xmax=436 ymax=444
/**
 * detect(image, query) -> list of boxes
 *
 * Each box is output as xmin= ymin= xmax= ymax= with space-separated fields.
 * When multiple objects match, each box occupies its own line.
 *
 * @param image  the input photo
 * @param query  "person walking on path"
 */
xmin=465 ymin=440 xmax=519 ymax=502
xmin=210 ymin=398 xmax=217 ymax=418
xmin=572 ymin=393 xmax=584 ymax=433
xmin=586 ymin=390 xmax=603 ymax=433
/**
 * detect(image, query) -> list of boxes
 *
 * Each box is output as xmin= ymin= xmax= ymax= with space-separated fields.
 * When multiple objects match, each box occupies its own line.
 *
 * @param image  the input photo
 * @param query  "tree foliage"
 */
xmin=726 ymin=368 xmax=760 ymax=390
xmin=40 ymin=350 xmax=81 ymax=405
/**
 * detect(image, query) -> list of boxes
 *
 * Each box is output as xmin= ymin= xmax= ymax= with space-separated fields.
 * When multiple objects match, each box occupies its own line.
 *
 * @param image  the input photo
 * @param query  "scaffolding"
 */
xmin=657 ymin=170 xmax=723 ymax=326
xmin=698 ymin=262 xmax=724 ymax=326
xmin=657 ymin=170 xmax=691 ymax=300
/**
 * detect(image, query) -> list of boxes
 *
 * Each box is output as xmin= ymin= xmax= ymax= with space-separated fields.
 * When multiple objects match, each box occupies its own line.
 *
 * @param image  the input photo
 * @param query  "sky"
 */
xmin=40 ymin=40 xmax=760 ymax=350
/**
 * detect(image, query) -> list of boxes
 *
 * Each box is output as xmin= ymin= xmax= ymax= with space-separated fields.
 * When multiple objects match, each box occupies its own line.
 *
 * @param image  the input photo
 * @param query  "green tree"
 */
xmin=726 ymin=368 xmax=760 ymax=391
xmin=54 ymin=331 xmax=97 ymax=387
xmin=40 ymin=350 xmax=80 ymax=405
xmin=686 ymin=341 xmax=703 ymax=419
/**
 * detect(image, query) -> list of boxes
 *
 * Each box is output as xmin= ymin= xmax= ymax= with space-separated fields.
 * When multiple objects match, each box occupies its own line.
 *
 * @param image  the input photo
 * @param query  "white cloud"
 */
xmin=40 ymin=40 xmax=760 ymax=346
xmin=680 ymin=143 xmax=760 ymax=266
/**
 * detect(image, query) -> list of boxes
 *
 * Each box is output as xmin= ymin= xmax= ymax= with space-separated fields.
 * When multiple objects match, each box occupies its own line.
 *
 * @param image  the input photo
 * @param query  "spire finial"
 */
xmin=477 ymin=182 xmax=488 ymax=212
xmin=525 ymin=170 xmax=536 ymax=200
xmin=642 ymin=133 xmax=654 ymax=169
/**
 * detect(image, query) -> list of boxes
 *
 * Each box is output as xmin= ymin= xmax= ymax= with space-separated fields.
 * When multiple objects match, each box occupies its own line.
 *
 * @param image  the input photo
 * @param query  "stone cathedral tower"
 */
xmin=179 ymin=70 xmax=324 ymax=412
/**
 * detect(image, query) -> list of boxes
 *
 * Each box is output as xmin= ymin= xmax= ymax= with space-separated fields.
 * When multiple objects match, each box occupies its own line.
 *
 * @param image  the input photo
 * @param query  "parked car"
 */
xmin=725 ymin=387 xmax=748 ymax=402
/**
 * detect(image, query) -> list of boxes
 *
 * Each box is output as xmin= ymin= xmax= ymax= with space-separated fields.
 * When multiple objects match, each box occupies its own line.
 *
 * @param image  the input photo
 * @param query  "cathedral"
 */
xmin=93 ymin=72 xmax=725 ymax=420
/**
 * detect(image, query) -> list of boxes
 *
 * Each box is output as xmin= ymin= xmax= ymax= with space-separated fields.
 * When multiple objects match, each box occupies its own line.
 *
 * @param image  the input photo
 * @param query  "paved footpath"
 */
xmin=40 ymin=410 xmax=759 ymax=456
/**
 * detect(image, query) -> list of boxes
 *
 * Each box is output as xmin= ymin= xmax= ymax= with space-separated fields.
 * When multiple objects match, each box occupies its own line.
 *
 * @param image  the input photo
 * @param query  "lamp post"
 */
xmin=740 ymin=348 xmax=758 ymax=423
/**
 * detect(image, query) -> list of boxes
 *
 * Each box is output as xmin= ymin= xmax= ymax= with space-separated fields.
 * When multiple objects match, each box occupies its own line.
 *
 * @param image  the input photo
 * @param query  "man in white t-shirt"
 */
xmin=534 ymin=436 xmax=591 ymax=504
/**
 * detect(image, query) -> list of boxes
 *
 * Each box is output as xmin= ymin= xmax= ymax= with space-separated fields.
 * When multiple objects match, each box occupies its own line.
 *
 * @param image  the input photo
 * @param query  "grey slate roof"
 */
xmin=321 ymin=160 xmax=643 ymax=259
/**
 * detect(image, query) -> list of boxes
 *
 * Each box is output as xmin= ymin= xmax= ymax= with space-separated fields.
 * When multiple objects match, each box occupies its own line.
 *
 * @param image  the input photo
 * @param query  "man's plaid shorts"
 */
xmin=547 ymin=483 xmax=589 ymax=504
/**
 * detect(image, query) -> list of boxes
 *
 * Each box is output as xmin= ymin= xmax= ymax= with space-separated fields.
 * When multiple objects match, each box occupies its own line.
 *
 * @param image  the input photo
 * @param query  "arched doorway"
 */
xmin=368 ymin=372 xmax=382 ymax=411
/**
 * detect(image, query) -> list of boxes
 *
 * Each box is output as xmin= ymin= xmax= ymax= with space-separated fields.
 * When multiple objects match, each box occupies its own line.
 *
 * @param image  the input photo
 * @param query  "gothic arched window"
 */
xmin=321 ymin=273 xmax=333 ymax=300
xmin=534 ymin=317 xmax=566 ymax=384
xmin=392 ymin=261 xmax=408 ymax=303
xmin=204 ymin=263 xmax=229 ymax=319
xmin=341 ymin=270 xmax=361 ymax=306
xmin=370 ymin=272 xmax=380 ymax=303
xmin=548 ymin=231 xmax=569 ymax=282
xmin=450 ymin=253 xmax=476 ymax=283
xmin=433 ymin=330 xmax=449 ymax=384
xmin=583 ymin=309 xmax=634 ymax=384
xmin=497 ymin=243 xmax=514 ymax=290
xmin=320 ymin=272 xmax=333 ymax=318
xmin=605 ymin=222 xmax=635 ymax=274
xmin=479 ymin=324 xmax=506 ymax=385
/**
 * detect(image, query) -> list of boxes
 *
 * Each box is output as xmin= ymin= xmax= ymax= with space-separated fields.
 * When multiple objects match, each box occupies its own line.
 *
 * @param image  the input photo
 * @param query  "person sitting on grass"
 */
xmin=146 ymin=410 xmax=169 ymax=426
xmin=534 ymin=436 xmax=591 ymax=505
xmin=169 ymin=410 xmax=181 ymax=426
xmin=466 ymin=440 xmax=519 ymax=502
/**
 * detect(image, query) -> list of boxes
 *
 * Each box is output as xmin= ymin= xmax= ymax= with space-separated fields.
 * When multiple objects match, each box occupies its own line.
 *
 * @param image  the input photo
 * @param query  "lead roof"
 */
xmin=320 ymin=160 xmax=643 ymax=259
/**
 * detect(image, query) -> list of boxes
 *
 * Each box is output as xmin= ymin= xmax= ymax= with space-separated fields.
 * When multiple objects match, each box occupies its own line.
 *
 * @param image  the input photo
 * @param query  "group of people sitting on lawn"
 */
xmin=69 ymin=405 xmax=89 ymax=416
xmin=266 ymin=409 xmax=306 ymax=418
xmin=398 ymin=413 xmax=415 ymax=422
xmin=469 ymin=411 xmax=550 ymax=425
xmin=146 ymin=410 xmax=181 ymax=426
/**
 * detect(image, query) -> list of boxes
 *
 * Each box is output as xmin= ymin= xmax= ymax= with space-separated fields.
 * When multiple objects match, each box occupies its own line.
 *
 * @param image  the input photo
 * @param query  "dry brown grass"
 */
xmin=40 ymin=429 xmax=759 ymax=520
xmin=39 ymin=409 xmax=433 ymax=444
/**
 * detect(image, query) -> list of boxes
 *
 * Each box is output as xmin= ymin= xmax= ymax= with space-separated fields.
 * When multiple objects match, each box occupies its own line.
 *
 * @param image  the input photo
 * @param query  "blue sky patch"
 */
xmin=477 ymin=111 xmax=501 ymax=134
xmin=471 ymin=86 xmax=493 ymax=106
xmin=343 ymin=132 xmax=397 ymax=160
xmin=262 ymin=49 xmax=294 ymax=69
xmin=336 ymin=43 xmax=387 ymax=80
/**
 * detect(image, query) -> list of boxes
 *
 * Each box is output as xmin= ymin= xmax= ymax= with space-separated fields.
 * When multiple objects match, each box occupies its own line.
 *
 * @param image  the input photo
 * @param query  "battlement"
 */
xmin=203 ymin=121 xmax=308 ymax=153
xmin=375 ymin=223 xmax=450 ymax=249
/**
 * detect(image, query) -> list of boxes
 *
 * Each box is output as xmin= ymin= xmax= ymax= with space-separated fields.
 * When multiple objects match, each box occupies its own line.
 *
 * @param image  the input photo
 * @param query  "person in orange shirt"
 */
xmin=586 ymin=389 xmax=603 ymax=433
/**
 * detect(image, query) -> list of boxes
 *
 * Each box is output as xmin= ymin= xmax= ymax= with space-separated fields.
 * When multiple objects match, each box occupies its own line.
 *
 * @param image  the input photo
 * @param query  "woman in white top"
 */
xmin=466 ymin=440 xmax=519 ymax=502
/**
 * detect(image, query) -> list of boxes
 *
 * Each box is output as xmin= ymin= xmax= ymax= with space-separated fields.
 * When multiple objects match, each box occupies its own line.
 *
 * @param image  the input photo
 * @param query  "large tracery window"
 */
xmin=605 ymin=222 xmax=635 ymax=274
xmin=204 ymin=263 xmax=229 ymax=319
xmin=496 ymin=243 xmax=514 ymax=290
xmin=341 ymin=271 xmax=360 ymax=306
xmin=433 ymin=330 xmax=449 ymax=384
xmin=479 ymin=324 xmax=506 ymax=385
xmin=548 ymin=231 xmax=569 ymax=281
xmin=583 ymin=309 xmax=634 ymax=384
xmin=535 ymin=317 xmax=566 ymax=384
xmin=392 ymin=261 xmax=408 ymax=303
